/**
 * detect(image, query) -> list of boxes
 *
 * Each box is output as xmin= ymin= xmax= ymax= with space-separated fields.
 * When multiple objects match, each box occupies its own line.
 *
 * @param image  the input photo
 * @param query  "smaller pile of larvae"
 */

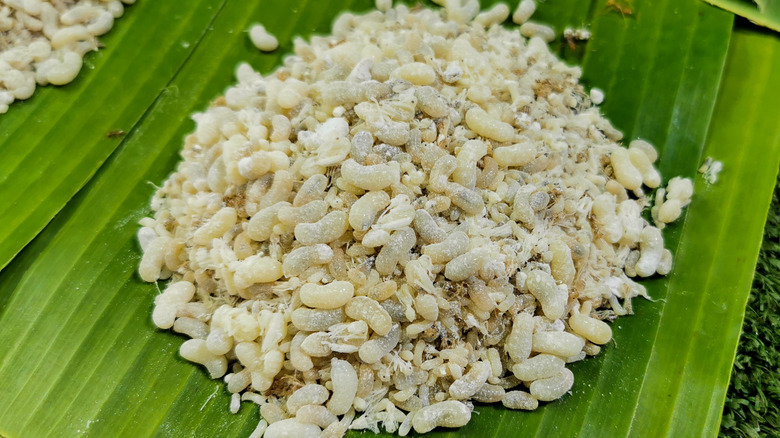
xmin=0 ymin=0 xmax=136 ymax=113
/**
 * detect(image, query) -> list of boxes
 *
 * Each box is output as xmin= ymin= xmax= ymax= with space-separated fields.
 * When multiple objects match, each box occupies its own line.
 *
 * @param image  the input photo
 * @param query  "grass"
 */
xmin=721 ymin=172 xmax=780 ymax=437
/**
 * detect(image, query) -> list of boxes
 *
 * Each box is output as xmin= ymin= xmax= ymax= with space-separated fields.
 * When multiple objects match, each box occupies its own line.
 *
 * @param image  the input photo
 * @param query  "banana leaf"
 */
xmin=702 ymin=0 xmax=780 ymax=32
xmin=1 ymin=0 xmax=779 ymax=437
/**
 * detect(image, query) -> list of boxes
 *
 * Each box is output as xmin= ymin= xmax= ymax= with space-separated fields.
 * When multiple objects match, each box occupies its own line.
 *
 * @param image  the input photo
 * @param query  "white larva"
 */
xmin=532 ymin=331 xmax=586 ymax=358
xmin=630 ymin=139 xmax=659 ymax=163
xmin=475 ymin=3 xmax=510 ymax=27
xmin=246 ymin=202 xmax=289 ymax=242
xmin=610 ymin=148 xmax=643 ymax=191
xmin=414 ymin=294 xmax=439 ymax=322
xmin=282 ymin=244 xmax=334 ymax=277
xmin=46 ymin=49 xmax=84 ymax=86
xmin=270 ymin=114 xmax=292 ymax=142
xmin=234 ymin=342 xmax=263 ymax=370
xmin=260 ymin=402 xmax=287 ymax=424
xmin=512 ymin=354 xmax=565 ymax=381
xmin=138 ymin=234 xmax=171 ymax=282
xmin=529 ymin=368 xmax=575 ymax=402
xmin=589 ymin=88 xmax=605 ymax=105
xmin=525 ymin=270 xmax=567 ymax=320
xmin=629 ymin=146 xmax=661 ymax=188
xmin=448 ymin=361 xmax=491 ymax=399
xmin=258 ymin=170 xmax=295 ymax=210
xmin=411 ymin=400 xmax=472 ymax=433
xmin=226 ymin=369 xmax=251 ymax=394
xmin=50 ymin=25 xmax=91 ymax=49
xmin=502 ymin=390 xmax=538 ymax=410
xmin=519 ymin=23 xmax=555 ymax=43
xmin=473 ymin=383 xmax=506 ymax=403
xmin=291 ymin=308 xmax=345 ymax=332
xmin=512 ymin=0 xmax=536 ymax=24
xmin=290 ymin=332 xmax=314 ymax=372
xmin=296 ymin=405 xmax=338 ymax=428
xmin=247 ymin=420 xmax=268 ymax=438
xmin=375 ymin=227 xmax=417 ymax=276
xmin=278 ymin=200 xmax=329 ymax=227
xmin=327 ymin=358 xmax=359 ymax=415
xmin=505 ymin=312 xmax=535 ymax=363
xmin=286 ymin=384 xmax=330 ymax=415
xmin=358 ymin=324 xmax=400 ymax=364
xmin=300 ymin=332 xmax=332 ymax=357
xmin=106 ymin=1 xmax=125 ymax=18
xmin=349 ymin=191 xmax=391 ymax=231
xmin=657 ymin=249 xmax=673 ymax=275
xmin=340 ymin=159 xmax=401 ymax=191
xmin=249 ymin=23 xmax=279 ymax=52
xmin=569 ymin=311 xmax=612 ymax=345
xmin=173 ymin=317 xmax=209 ymax=340
xmin=294 ymin=175 xmax=329 ymax=207
xmin=300 ymin=281 xmax=355 ymax=309
xmin=422 ymin=231 xmax=469 ymax=264
xmin=413 ymin=209 xmax=447 ymax=244
xmin=87 ymin=9 xmax=114 ymax=35
xmin=206 ymin=327 xmax=233 ymax=355
xmin=453 ymin=139 xmax=488 ymax=189
xmin=635 ymin=226 xmax=664 ymax=277
xmin=152 ymin=281 xmax=195 ymax=329
xmin=3 ymin=69 xmax=36 ymax=100
xmin=427 ymin=154 xmax=458 ymax=194
xmin=264 ymin=418 xmax=321 ymax=438
xmin=465 ymin=106 xmax=515 ymax=143
xmin=374 ymin=195 xmax=416 ymax=231
xmin=179 ymin=339 xmax=228 ymax=379
xmin=493 ymin=142 xmax=537 ymax=167
xmin=345 ymin=296 xmax=392 ymax=336
xmin=294 ymin=211 xmax=349 ymax=245
xmin=549 ymin=240 xmax=575 ymax=286
xmin=658 ymin=199 xmax=682 ymax=223
xmin=376 ymin=0 xmax=393 ymax=12
xmin=444 ymin=248 xmax=487 ymax=282
xmin=415 ymin=86 xmax=449 ymax=118
xmin=447 ymin=184 xmax=485 ymax=215
xmin=192 ymin=207 xmax=237 ymax=245
xmin=232 ymin=255 xmax=283 ymax=288
xmin=361 ymin=229 xmax=391 ymax=248
xmin=230 ymin=392 xmax=241 ymax=414
xmin=391 ymin=62 xmax=437 ymax=86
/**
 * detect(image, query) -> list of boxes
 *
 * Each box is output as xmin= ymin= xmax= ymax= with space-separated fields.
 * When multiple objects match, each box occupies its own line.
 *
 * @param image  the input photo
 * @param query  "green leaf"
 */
xmin=630 ymin=25 xmax=780 ymax=436
xmin=701 ymin=0 xmax=780 ymax=32
xmin=0 ymin=0 xmax=778 ymax=437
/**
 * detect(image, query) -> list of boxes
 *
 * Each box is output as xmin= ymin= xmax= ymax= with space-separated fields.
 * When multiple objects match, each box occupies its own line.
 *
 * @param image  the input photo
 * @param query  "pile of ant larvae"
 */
xmin=138 ymin=2 xmax=690 ymax=437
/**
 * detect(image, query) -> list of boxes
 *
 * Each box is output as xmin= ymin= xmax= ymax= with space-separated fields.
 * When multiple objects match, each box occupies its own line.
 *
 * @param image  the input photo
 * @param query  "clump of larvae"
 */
xmin=138 ymin=1 xmax=692 ymax=436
